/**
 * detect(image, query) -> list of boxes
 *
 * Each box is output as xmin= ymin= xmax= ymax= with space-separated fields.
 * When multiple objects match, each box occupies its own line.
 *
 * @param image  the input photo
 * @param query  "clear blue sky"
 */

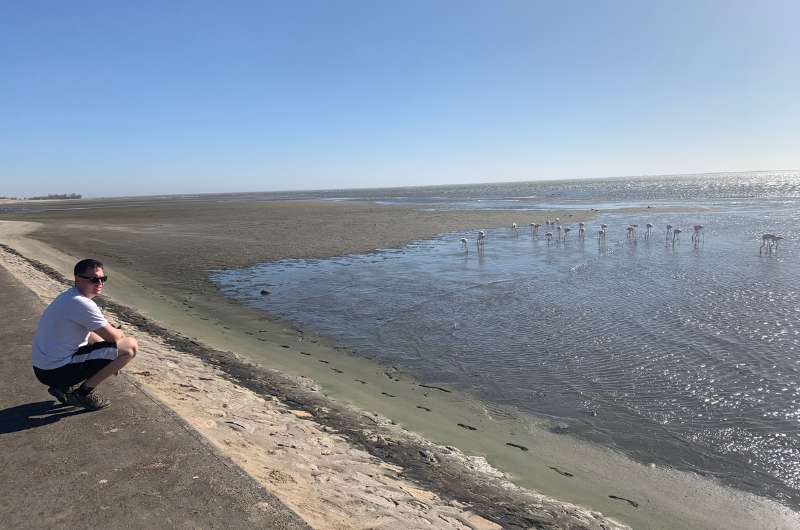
xmin=2 ymin=1 xmax=798 ymax=197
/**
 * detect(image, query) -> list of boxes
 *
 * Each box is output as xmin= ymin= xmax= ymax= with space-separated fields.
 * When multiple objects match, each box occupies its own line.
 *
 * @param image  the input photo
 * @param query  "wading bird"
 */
xmin=760 ymin=234 xmax=784 ymax=254
xmin=477 ymin=230 xmax=486 ymax=248
xmin=692 ymin=225 xmax=704 ymax=245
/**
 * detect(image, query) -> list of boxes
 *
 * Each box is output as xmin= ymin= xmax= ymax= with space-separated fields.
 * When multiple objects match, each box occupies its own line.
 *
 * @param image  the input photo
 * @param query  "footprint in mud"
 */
xmin=330 ymin=368 xmax=343 ymax=374
xmin=199 ymin=317 xmax=209 ymax=321
xmin=457 ymin=423 xmax=478 ymax=431
xmin=318 ymin=359 xmax=329 ymax=364
xmin=416 ymin=405 xmax=432 ymax=412
xmin=381 ymin=392 xmax=397 ymax=398
xmin=608 ymin=495 xmax=639 ymax=508
xmin=280 ymin=345 xmax=290 ymax=349
xmin=549 ymin=466 xmax=574 ymax=477
xmin=354 ymin=379 xmax=367 ymax=384
xmin=299 ymin=351 xmax=312 ymax=356
xmin=244 ymin=331 xmax=254 ymax=336
xmin=257 ymin=338 xmax=266 ymax=342
xmin=506 ymin=442 xmax=529 ymax=452
xmin=419 ymin=384 xmax=451 ymax=393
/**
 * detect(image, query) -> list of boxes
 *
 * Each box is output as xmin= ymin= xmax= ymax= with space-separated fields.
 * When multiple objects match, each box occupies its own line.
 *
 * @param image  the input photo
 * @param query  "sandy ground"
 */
xmin=0 ymin=265 xmax=309 ymax=530
xmin=0 ymin=230 xmax=623 ymax=530
xmin=2 ymin=198 xmax=799 ymax=529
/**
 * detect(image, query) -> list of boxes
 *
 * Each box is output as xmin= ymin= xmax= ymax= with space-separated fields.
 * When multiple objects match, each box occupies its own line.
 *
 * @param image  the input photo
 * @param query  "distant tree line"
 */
xmin=27 ymin=193 xmax=82 ymax=200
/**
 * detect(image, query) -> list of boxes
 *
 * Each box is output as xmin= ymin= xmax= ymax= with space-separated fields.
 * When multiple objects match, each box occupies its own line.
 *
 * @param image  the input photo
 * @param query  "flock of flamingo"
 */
xmin=458 ymin=218 xmax=785 ymax=255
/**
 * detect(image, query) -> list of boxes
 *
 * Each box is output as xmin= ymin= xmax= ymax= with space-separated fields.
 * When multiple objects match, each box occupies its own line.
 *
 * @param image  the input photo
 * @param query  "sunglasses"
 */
xmin=78 ymin=275 xmax=108 ymax=284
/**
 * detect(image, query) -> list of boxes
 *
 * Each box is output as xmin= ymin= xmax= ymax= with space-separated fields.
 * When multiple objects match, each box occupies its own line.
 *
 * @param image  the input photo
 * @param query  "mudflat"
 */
xmin=2 ymin=197 xmax=797 ymax=529
xmin=3 ymin=197 xmax=575 ymax=293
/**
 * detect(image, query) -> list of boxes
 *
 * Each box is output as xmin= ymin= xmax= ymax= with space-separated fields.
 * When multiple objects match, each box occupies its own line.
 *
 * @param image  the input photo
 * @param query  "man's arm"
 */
xmin=93 ymin=324 xmax=125 ymax=344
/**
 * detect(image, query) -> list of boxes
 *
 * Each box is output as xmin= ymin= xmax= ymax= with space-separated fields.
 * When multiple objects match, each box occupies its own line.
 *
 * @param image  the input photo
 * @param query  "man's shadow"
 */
xmin=0 ymin=400 xmax=89 ymax=434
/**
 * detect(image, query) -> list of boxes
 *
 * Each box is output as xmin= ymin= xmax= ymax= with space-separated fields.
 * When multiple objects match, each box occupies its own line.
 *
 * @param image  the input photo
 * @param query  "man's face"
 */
xmin=75 ymin=266 xmax=106 ymax=298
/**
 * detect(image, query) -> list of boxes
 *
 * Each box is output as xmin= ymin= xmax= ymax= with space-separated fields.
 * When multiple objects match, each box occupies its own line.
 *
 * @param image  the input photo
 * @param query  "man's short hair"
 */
xmin=74 ymin=259 xmax=104 ymax=277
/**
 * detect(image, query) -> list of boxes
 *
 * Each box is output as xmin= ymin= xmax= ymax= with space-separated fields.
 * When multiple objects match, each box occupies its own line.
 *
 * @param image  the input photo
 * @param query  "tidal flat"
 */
xmin=2 ymin=193 xmax=797 ymax=529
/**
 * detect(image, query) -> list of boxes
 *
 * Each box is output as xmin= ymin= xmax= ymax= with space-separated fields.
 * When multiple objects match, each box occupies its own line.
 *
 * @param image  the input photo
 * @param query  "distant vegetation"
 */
xmin=0 ymin=196 xmax=20 ymax=200
xmin=27 ymin=193 xmax=82 ymax=200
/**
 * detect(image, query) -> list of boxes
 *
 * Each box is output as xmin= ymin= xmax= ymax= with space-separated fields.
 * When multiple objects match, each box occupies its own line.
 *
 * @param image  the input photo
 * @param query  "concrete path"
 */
xmin=0 ymin=266 xmax=310 ymax=529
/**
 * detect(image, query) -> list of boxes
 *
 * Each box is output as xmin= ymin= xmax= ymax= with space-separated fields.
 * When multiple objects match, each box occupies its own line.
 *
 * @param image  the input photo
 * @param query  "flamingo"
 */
xmin=692 ymin=225 xmax=704 ymax=245
xmin=645 ymin=223 xmax=653 ymax=239
xmin=578 ymin=222 xmax=586 ymax=239
xmin=545 ymin=232 xmax=553 ymax=245
xmin=665 ymin=224 xmax=673 ymax=241
xmin=563 ymin=227 xmax=571 ymax=241
xmin=460 ymin=238 xmax=469 ymax=252
xmin=760 ymin=234 xmax=784 ymax=254
xmin=672 ymin=228 xmax=682 ymax=246
xmin=530 ymin=223 xmax=540 ymax=236
xmin=477 ymin=230 xmax=487 ymax=248
xmin=511 ymin=222 xmax=518 ymax=236
xmin=626 ymin=226 xmax=636 ymax=240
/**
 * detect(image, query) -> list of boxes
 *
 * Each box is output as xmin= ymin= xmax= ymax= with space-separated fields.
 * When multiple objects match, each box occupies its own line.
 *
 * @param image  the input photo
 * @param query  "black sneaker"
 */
xmin=47 ymin=386 xmax=70 ymax=405
xmin=66 ymin=390 xmax=110 ymax=411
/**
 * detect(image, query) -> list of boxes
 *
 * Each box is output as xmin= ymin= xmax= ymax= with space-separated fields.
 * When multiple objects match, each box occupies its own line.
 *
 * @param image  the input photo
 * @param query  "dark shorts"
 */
xmin=33 ymin=341 xmax=119 ymax=389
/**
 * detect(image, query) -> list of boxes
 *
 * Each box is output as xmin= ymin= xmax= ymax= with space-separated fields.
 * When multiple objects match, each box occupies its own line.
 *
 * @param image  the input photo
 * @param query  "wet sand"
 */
xmin=2 ymin=197 xmax=798 ymax=529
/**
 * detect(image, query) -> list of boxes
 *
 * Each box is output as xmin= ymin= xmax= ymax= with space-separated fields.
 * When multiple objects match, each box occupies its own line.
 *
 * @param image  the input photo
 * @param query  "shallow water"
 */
xmin=212 ymin=172 xmax=800 ymax=506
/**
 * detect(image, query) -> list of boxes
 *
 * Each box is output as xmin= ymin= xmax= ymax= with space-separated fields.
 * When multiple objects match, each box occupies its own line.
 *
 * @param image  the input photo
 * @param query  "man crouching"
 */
xmin=32 ymin=258 xmax=137 ymax=410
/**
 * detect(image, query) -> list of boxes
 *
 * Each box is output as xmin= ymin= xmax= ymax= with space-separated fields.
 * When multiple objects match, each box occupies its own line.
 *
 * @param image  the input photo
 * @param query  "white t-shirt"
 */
xmin=32 ymin=286 xmax=109 ymax=369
